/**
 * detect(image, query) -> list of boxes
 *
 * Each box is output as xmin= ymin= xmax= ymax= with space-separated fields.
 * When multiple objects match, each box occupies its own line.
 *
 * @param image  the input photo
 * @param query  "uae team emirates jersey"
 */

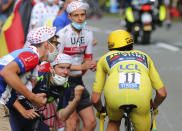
xmin=57 ymin=24 xmax=93 ymax=75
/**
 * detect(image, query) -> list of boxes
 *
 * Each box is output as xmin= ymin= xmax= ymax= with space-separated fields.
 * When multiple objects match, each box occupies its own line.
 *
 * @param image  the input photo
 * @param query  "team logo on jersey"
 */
xmin=71 ymin=37 xmax=85 ymax=45
xmin=118 ymin=64 xmax=141 ymax=72
xmin=106 ymin=52 xmax=148 ymax=69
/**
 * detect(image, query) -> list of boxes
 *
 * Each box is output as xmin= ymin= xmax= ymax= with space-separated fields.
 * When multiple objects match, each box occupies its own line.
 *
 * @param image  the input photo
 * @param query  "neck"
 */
xmin=71 ymin=25 xmax=82 ymax=35
xmin=36 ymin=46 xmax=47 ymax=62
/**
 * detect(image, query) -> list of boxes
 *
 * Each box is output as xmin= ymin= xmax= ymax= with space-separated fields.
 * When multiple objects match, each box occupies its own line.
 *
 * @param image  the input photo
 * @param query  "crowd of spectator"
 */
xmin=0 ymin=0 xmax=182 ymax=33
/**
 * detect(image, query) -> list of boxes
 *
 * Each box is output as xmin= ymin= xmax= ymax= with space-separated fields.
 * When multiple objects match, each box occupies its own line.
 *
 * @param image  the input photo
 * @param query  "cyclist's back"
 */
xmin=92 ymin=30 xmax=167 ymax=131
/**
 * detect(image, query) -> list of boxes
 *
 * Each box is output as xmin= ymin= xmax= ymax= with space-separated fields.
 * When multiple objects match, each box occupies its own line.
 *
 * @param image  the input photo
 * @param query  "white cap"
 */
xmin=27 ymin=26 xmax=56 ymax=44
xmin=66 ymin=1 xmax=89 ymax=14
xmin=51 ymin=53 xmax=72 ymax=66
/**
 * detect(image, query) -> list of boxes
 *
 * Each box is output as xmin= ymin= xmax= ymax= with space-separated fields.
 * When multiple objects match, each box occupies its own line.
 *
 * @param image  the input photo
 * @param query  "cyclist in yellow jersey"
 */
xmin=91 ymin=30 xmax=167 ymax=131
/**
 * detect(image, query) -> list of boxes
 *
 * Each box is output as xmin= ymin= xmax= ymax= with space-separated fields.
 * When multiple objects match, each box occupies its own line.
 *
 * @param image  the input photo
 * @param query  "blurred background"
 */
xmin=0 ymin=0 xmax=182 ymax=130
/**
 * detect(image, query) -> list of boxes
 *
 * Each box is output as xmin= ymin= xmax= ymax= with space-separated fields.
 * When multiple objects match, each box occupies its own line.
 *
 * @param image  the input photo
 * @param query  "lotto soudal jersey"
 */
xmin=0 ymin=46 xmax=40 ymax=106
xmin=57 ymin=24 xmax=93 ymax=75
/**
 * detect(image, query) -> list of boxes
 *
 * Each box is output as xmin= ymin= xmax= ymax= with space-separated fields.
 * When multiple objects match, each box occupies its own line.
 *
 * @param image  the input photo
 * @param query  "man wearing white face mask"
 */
xmin=9 ymin=53 xmax=84 ymax=131
xmin=0 ymin=26 xmax=58 ymax=130
xmin=56 ymin=1 xmax=97 ymax=131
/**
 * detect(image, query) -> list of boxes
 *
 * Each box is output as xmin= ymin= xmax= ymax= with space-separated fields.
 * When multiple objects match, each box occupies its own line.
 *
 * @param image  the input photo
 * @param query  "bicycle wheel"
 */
xmin=125 ymin=117 xmax=135 ymax=131
xmin=124 ymin=117 xmax=130 ymax=131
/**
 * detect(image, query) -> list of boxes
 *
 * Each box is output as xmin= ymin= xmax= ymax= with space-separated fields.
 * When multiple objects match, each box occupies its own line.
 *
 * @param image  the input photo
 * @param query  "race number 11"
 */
xmin=119 ymin=72 xmax=141 ymax=89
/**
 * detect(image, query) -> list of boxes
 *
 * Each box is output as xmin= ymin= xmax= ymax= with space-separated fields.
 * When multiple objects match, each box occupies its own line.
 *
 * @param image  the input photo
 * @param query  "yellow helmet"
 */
xmin=108 ymin=30 xmax=134 ymax=50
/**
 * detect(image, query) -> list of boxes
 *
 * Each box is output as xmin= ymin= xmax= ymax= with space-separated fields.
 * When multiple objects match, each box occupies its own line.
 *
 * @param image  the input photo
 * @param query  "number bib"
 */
xmin=119 ymin=72 xmax=141 ymax=90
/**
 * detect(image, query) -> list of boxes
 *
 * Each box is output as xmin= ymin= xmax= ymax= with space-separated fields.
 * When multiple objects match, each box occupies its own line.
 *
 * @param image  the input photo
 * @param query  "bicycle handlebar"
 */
xmin=153 ymin=109 xmax=159 ymax=131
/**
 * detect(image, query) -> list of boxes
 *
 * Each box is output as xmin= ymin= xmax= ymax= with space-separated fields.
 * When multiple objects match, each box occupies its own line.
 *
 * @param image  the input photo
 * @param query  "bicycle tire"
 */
xmin=125 ymin=117 xmax=131 ymax=131
xmin=124 ymin=116 xmax=135 ymax=131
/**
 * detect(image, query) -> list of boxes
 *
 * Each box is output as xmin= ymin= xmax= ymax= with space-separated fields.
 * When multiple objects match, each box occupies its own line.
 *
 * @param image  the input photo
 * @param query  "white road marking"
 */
xmin=105 ymin=30 xmax=113 ymax=34
xmin=156 ymin=42 xmax=180 ymax=52
xmin=87 ymin=26 xmax=102 ymax=32
xmin=88 ymin=26 xmax=181 ymax=52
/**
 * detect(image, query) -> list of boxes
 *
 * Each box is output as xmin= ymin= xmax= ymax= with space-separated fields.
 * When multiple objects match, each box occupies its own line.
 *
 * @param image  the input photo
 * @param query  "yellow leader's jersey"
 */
xmin=93 ymin=50 xmax=164 ymax=110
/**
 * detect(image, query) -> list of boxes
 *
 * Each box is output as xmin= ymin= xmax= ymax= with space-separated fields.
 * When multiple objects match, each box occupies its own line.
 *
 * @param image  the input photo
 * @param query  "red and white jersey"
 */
xmin=57 ymin=24 xmax=93 ymax=75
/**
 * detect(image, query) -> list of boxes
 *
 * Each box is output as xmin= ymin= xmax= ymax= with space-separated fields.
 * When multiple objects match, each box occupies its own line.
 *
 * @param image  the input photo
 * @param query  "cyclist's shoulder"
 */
xmin=82 ymin=27 xmax=93 ymax=37
xmin=133 ymin=50 xmax=151 ymax=57
xmin=97 ymin=51 xmax=114 ymax=64
xmin=56 ymin=24 xmax=71 ymax=35
xmin=83 ymin=26 xmax=92 ymax=32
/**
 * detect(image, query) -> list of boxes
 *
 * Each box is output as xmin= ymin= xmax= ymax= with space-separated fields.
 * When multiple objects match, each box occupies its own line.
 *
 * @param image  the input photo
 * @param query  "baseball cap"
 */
xmin=51 ymin=53 xmax=72 ymax=66
xmin=27 ymin=26 xmax=56 ymax=44
xmin=66 ymin=1 xmax=89 ymax=14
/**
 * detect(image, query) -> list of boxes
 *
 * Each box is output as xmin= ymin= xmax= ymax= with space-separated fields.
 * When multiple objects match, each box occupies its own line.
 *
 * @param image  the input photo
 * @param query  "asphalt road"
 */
xmin=82 ymin=16 xmax=182 ymax=131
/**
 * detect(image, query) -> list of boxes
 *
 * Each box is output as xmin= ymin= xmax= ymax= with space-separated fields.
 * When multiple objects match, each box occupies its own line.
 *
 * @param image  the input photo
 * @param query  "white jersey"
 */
xmin=57 ymin=24 xmax=93 ymax=75
xmin=29 ymin=2 xmax=59 ymax=30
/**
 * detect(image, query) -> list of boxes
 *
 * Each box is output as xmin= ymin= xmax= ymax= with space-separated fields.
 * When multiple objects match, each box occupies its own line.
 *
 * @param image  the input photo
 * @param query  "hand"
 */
xmin=30 ymin=93 xmax=47 ymax=108
xmin=21 ymin=109 xmax=40 ymax=119
xmin=82 ymin=60 xmax=96 ymax=70
xmin=74 ymin=85 xmax=84 ymax=101
xmin=153 ymin=108 xmax=159 ymax=116
xmin=96 ymin=106 xmax=106 ymax=119
xmin=90 ymin=60 xmax=98 ymax=72
xmin=92 ymin=39 xmax=98 ymax=46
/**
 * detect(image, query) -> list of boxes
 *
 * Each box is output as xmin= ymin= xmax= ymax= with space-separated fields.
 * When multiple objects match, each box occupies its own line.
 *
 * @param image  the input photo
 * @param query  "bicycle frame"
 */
xmin=152 ymin=109 xmax=158 ymax=131
xmin=123 ymin=112 xmax=135 ymax=131
xmin=97 ymin=112 xmax=106 ymax=131
xmin=121 ymin=104 xmax=137 ymax=131
xmin=153 ymin=115 xmax=157 ymax=131
xmin=98 ymin=105 xmax=158 ymax=131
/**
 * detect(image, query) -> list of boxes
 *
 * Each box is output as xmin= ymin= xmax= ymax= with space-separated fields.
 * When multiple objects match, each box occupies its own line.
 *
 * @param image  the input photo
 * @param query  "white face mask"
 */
xmin=52 ymin=73 xmax=68 ymax=86
xmin=47 ymin=42 xmax=58 ymax=63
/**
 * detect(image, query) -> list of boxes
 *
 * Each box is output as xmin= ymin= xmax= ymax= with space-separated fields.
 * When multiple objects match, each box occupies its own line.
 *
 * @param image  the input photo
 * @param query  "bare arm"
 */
xmin=153 ymin=86 xmax=167 ymax=109
xmin=70 ymin=60 xmax=96 ymax=71
xmin=0 ymin=62 xmax=47 ymax=108
xmin=59 ymin=98 xmax=79 ymax=121
xmin=0 ymin=62 xmax=34 ymax=99
xmin=58 ymin=85 xmax=84 ymax=121
xmin=13 ymin=100 xmax=40 ymax=119
xmin=91 ymin=91 xmax=102 ymax=111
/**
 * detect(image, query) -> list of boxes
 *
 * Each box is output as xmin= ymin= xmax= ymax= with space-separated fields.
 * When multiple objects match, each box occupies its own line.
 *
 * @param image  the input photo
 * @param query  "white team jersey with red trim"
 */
xmin=57 ymin=24 xmax=93 ymax=75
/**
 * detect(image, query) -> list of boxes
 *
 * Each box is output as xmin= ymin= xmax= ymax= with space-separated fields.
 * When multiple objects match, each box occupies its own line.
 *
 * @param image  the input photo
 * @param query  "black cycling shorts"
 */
xmin=68 ymin=76 xmax=92 ymax=112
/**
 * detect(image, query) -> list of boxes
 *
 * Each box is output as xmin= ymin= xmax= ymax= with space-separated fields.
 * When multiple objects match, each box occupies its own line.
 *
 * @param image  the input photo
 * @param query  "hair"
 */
xmin=48 ymin=35 xmax=59 ymax=42
xmin=109 ymin=44 xmax=133 ymax=51
xmin=31 ymin=42 xmax=44 ymax=47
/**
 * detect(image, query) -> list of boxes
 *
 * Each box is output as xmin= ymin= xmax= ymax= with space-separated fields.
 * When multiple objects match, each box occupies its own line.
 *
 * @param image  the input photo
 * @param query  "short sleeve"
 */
xmin=93 ymin=56 xmax=107 ymax=93
xmin=13 ymin=51 xmax=39 ymax=74
xmin=148 ymin=57 xmax=164 ymax=90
